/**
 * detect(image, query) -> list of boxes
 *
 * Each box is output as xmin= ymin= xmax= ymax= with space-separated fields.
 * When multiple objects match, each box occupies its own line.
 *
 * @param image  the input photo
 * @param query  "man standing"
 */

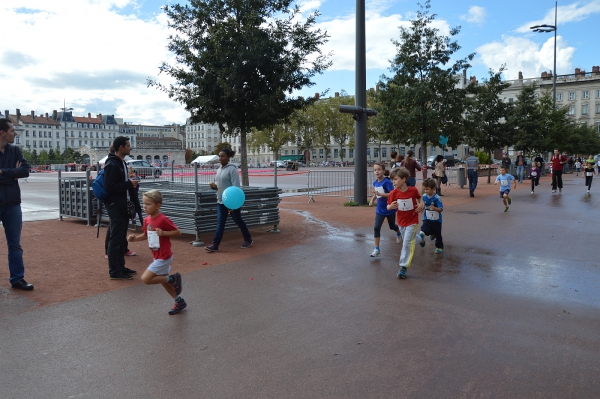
xmin=0 ymin=118 xmax=33 ymax=290
xmin=550 ymin=149 xmax=568 ymax=194
xmin=104 ymin=136 xmax=142 ymax=280
xmin=515 ymin=151 xmax=527 ymax=183
xmin=465 ymin=151 xmax=479 ymax=197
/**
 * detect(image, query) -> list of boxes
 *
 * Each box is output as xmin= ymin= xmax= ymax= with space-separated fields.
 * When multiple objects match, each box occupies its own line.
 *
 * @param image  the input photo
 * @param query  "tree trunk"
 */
xmin=240 ymin=118 xmax=249 ymax=186
xmin=487 ymin=150 xmax=492 ymax=184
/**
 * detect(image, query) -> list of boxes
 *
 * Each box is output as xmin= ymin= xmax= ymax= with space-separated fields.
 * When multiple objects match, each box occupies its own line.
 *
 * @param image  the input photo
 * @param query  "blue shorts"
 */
xmin=500 ymin=190 xmax=511 ymax=198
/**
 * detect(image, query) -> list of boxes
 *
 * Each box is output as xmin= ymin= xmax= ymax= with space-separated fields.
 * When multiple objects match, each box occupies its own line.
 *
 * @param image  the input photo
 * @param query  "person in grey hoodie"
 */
xmin=205 ymin=148 xmax=252 ymax=252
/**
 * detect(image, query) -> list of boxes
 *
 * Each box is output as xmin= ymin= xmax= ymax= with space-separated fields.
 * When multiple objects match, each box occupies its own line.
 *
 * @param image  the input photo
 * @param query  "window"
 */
xmin=33 ymin=131 xmax=36 ymax=137
xmin=43 ymin=132 xmax=47 ymax=137
xmin=400 ymin=146 xmax=406 ymax=155
xmin=568 ymin=105 xmax=575 ymax=115
xmin=596 ymin=104 xmax=600 ymax=114
xmin=25 ymin=131 xmax=29 ymax=136
xmin=597 ymin=122 xmax=600 ymax=133
xmin=49 ymin=141 xmax=52 ymax=148
xmin=15 ymin=137 xmax=20 ymax=144
xmin=583 ymin=91 xmax=589 ymax=99
xmin=382 ymin=148 xmax=387 ymax=158
xmin=26 ymin=140 xmax=29 ymax=146
xmin=582 ymin=104 xmax=589 ymax=115
xmin=597 ymin=90 xmax=600 ymax=98
xmin=569 ymin=92 xmax=575 ymax=100
xmin=319 ymin=148 xmax=324 ymax=159
xmin=366 ymin=147 xmax=370 ymax=157
xmin=33 ymin=142 xmax=37 ymax=148
xmin=349 ymin=149 xmax=354 ymax=158
xmin=312 ymin=150 xmax=316 ymax=158
xmin=508 ymin=98 xmax=514 ymax=103
xmin=334 ymin=148 xmax=339 ymax=158
xmin=374 ymin=148 xmax=379 ymax=158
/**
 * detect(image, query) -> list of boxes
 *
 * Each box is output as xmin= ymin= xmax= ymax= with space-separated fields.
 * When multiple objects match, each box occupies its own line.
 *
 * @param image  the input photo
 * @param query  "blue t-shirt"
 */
xmin=422 ymin=193 xmax=443 ymax=223
xmin=495 ymin=173 xmax=514 ymax=191
xmin=373 ymin=178 xmax=395 ymax=216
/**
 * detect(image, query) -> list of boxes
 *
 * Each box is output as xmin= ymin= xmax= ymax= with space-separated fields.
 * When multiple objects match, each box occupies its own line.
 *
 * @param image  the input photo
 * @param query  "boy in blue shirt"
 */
xmin=417 ymin=178 xmax=444 ymax=254
xmin=495 ymin=166 xmax=517 ymax=212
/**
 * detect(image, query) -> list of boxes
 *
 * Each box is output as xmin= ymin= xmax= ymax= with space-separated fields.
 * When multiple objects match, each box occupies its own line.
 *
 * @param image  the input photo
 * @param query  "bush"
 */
xmin=476 ymin=151 xmax=490 ymax=164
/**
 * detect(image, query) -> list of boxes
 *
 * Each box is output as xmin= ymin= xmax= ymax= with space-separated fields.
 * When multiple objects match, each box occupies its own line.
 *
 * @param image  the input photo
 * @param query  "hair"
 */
xmin=143 ymin=189 xmax=163 ymax=204
xmin=384 ymin=170 xmax=390 ymax=177
xmin=390 ymin=167 xmax=410 ymax=180
xmin=469 ymin=151 xmax=474 ymax=156
xmin=397 ymin=154 xmax=405 ymax=163
xmin=112 ymin=136 xmax=130 ymax=152
xmin=109 ymin=145 xmax=115 ymax=154
xmin=219 ymin=147 xmax=236 ymax=158
xmin=0 ymin=118 xmax=13 ymax=132
xmin=390 ymin=151 xmax=398 ymax=159
xmin=422 ymin=178 xmax=437 ymax=189
xmin=373 ymin=161 xmax=386 ymax=171
xmin=435 ymin=155 xmax=444 ymax=163
xmin=406 ymin=150 xmax=414 ymax=159
xmin=500 ymin=166 xmax=507 ymax=172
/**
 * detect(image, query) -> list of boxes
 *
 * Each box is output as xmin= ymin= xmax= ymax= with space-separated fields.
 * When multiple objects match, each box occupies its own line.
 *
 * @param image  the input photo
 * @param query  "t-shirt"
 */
xmin=495 ymin=173 xmax=515 ymax=192
xmin=143 ymin=213 xmax=178 ymax=260
xmin=575 ymin=161 xmax=582 ymax=169
xmin=388 ymin=186 xmax=421 ymax=227
xmin=550 ymin=155 xmax=567 ymax=170
xmin=422 ymin=193 xmax=443 ymax=223
xmin=529 ymin=167 xmax=540 ymax=178
xmin=466 ymin=156 xmax=479 ymax=170
xmin=373 ymin=177 xmax=395 ymax=216
xmin=584 ymin=160 xmax=595 ymax=175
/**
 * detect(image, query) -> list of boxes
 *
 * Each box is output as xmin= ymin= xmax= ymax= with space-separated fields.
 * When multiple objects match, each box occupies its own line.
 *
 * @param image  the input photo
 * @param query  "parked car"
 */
xmin=125 ymin=159 xmax=162 ymax=178
xmin=270 ymin=160 xmax=286 ymax=168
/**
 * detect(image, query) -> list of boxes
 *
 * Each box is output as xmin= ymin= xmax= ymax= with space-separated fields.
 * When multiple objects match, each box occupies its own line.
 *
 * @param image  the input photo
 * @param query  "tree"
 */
xmin=377 ymin=0 xmax=473 ymax=164
xmin=508 ymin=83 xmax=544 ymax=156
xmin=312 ymin=94 xmax=355 ymax=163
xmin=38 ymin=150 xmax=49 ymax=165
xmin=464 ymin=67 xmax=514 ymax=183
xmin=248 ymin=124 xmax=294 ymax=163
xmin=214 ymin=142 xmax=233 ymax=155
xmin=185 ymin=148 xmax=195 ymax=164
xmin=150 ymin=0 xmax=331 ymax=185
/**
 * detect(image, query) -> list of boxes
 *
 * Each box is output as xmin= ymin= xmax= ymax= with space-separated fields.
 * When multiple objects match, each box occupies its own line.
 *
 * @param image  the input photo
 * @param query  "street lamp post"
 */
xmin=531 ymin=1 xmax=557 ymax=108
xmin=61 ymin=100 xmax=73 ymax=166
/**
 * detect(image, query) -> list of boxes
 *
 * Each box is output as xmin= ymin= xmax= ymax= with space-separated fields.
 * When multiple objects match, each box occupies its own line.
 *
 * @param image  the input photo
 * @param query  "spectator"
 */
xmin=465 ymin=151 xmax=479 ymax=197
xmin=515 ymin=151 xmax=527 ymax=183
xmin=400 ymin=150 xmax=421 ymax=187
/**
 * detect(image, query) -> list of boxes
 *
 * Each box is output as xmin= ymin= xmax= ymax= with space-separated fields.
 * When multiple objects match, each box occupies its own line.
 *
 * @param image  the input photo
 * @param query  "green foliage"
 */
xmin=475 ymin=151 xmax=489 ymax=164
xmin=248 ymin=125 xmax=294 ymax=161
xmin=150 ymin=0 xmax=331 ymax=185
xmin=214 ymin=142 xmax=233 ymax=155
xmin=311 ymin=94 xmax=355 ymax=161
xmin=38 ymin=150 xmax=49 ymax=165
xmin=508 ymin=83 xmax=544 ymax=155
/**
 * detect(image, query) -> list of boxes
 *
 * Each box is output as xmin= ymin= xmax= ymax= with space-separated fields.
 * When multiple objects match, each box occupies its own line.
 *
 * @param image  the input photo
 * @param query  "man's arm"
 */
xmin=0 ymin=148 xmax=29 ymax=183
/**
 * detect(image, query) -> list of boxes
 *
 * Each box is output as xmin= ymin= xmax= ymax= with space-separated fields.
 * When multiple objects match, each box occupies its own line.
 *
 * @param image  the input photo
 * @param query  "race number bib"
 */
xmin=425 ymin=210 xmax=439 ymax=221
xmin=587 ymin=172 xmax=593 ymax=177
xmin=375 ymin=186 xmax=385 ymax=199
xmin=147 ymin=230 xmax=160 ymax=250
xmin=500 ymin=179 xmax=509 ymax=186
xmin=397 ymin=199 xmax=414 ymax=211
xmin=531 ymin=171 xmax=537 ymax=177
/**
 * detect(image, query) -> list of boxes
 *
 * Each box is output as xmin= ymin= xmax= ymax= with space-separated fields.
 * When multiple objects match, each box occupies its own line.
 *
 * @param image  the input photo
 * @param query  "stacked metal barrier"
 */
xmin=58 ymin=170 xmax=94 ymax=226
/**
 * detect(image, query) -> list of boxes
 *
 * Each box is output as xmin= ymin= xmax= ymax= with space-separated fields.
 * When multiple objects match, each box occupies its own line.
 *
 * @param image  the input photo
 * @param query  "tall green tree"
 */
xmin=509 ymin=83 xmax=544 ymax=156
xmin=313 ymin=94 xmax=354 ymax=163
xmin=248 ymin=124 xmax=294 ymax=162
xmin=150 ymin=0 xmax=331 ymax=185
xmin=377 ymin=0 xmax=473 ymax=164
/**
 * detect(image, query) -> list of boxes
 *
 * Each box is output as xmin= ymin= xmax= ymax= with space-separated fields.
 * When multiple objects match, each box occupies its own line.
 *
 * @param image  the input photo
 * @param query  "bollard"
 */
xmin=457 ymin=167 xmax=466 ymax=188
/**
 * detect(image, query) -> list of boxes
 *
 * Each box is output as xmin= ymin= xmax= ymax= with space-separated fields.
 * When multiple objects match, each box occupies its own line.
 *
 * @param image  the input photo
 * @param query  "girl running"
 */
xmin=584 ymin=155 xmax=597 ymax=193
xmin=369 ymin=162 xmax=401 ymax=257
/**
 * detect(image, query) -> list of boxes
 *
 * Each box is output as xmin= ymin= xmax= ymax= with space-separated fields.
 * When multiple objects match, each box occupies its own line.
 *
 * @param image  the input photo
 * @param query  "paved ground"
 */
xmin=2 ymin=173 xmax=600 ymax=398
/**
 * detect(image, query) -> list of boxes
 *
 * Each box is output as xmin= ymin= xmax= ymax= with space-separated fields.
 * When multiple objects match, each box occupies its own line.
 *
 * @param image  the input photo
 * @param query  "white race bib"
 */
xmin=531 ymin=171 xmax=537 ymax=177
xmin=397 ymin=199 xmax=413 ymax=211
xmin=147 ymin=230 xmax=160 ymax=250
xmin=375 ymin=186 xmax=385 ymax=199
xmin=425 ymin=210 xmax=439 ymax=221
xmin=587 ymin=172 xmax=593 ymax=177
xmin=500 ymin=179 xmax=509 ymax=186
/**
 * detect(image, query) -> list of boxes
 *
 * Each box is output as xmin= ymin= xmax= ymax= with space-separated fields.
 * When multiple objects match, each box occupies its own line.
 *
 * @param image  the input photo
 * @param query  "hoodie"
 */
xmin=214 ymin=163 xmax=240 ymax=204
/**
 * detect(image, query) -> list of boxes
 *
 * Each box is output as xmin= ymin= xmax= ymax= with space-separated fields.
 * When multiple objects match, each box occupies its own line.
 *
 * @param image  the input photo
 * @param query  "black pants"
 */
xmin=105 ymin=222 xmax=130 ymax=255
xmin=373 ymin=213 xmax=399 ymax=238
xmin=420 ymin=220 xmax=443 ymax=249
xmin=106 ymin=203 xmax=129 ymax=277
xmin=552 ymin=170 xmax=563 ymax=190
xmin=585 ymin=175 xmax=593 ymax=190
xmin=531 ymin=176 xmax=539 ymax=192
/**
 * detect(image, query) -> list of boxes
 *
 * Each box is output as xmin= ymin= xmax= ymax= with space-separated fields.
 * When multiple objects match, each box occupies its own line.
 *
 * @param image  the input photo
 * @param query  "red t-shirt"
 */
xmin=387 ymin=186 xmax=421 ymax=227
xmin=143 ymin=213 xmax=178 ymax=260
xmin=550 ymin=155 xmax=567 ymax=170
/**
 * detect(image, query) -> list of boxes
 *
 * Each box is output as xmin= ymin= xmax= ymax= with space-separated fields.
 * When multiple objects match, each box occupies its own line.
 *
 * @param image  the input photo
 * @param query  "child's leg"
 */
xmin=433 ymin=223 xmax=443 ymax=249
xmin=398 ymin=224 xmax=419 ymax=269
xmin=386 ymin=214 xmax=400 ymax=233
xmin=141 ymin=269 xmax=168 ymax=285
xmin=373 ymin=213 xmax=385 ymax=248
xmin=502 ymin=194 xmax=508 ymax=206
xmin=531 ymin=178 xmax=535 ymax=192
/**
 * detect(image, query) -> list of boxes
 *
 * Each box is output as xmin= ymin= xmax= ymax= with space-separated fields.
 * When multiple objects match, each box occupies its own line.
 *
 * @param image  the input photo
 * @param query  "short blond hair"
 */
xmin=143 ymin=189 xmax=163 ymax=204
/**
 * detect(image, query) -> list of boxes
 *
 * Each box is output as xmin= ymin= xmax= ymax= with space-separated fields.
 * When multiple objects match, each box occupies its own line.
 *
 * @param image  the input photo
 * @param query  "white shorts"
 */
xmin=147 ymin=256 xmax=173 ymax=275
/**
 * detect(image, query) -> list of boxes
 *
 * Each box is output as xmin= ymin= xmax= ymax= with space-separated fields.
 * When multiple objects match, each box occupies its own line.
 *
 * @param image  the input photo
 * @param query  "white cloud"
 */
xmin=0 ymin=0 xmax=186 ymax=125
xmin=476 ymin=35 xmax=575 ymax=80
xmin=460 ymin=6 xmax=486 ymax=24
xmin=516 ymin=0 xmax=600 ymax=32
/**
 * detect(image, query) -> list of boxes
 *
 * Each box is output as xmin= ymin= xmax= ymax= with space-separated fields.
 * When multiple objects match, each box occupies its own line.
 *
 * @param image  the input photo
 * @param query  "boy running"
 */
xmin=417 ymin=179 xmax=444 ymax=254
xmin=128 ymin=190 xmax=186 ymax=315
xmin=494 ymin=166 xmax=517 ymax=212
xmin=387 ymin=167 xmax=424 ymax=279
xmin=583 ymin=155 xmax=597 ymax=193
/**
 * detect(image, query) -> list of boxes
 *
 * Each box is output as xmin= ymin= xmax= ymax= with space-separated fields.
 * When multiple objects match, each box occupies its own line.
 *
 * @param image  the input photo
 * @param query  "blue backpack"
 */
xmin=92 ymin=169 xmax=108 ymax=200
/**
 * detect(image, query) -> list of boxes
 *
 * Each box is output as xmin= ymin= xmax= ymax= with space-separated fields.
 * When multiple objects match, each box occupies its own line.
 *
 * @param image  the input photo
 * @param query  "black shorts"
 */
xmin=500 ymin=190 xmax=511 ymax=198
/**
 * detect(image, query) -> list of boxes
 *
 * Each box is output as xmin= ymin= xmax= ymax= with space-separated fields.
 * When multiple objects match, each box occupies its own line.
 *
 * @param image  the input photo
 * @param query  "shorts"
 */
xmin=147 ymin=255 xmax=173 ymax=275
xmin=500 ymin=190 xmax=510 ymax=198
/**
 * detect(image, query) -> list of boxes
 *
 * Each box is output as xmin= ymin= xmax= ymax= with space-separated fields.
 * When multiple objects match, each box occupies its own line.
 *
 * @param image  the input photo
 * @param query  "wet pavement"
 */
xmin=2 ymin=174 xmax=600 ymax=398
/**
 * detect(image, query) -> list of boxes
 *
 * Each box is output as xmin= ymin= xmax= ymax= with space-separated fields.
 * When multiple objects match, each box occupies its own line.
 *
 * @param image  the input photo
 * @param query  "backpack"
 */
xmin=92 ymin=169 xmax=108 ymax=200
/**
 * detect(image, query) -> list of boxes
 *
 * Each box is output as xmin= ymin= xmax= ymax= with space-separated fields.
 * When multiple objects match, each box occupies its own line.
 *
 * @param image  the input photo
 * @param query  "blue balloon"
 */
xmin=439 ymin=135 xmax=449 ymax=145
xmin=222 ymin=186 xmax=245 ymax=209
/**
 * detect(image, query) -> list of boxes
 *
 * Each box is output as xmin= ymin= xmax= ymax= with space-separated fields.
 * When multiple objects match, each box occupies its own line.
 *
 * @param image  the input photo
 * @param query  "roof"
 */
xmin=18 ymin=115 xmax=61 ymax=126
xmin=74 ymin=116 xmax=103 ymax=124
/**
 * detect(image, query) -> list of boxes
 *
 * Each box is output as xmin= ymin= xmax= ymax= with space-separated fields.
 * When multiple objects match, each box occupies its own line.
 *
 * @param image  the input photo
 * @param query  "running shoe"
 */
xmin=170 ymin=272 xmax=182 ymax=295
xmin=396 ymin=233 xmax=402 ymax=243
xmin=531 ymin=191 xmax=534 ymax=194
xmin=507 ymin=196 xmax=512 ymax=205
xmin=168 ymin=298 xmax=187 ymax=315
xmin=418 ymin=232 xmax=425 ymax=247
xmin=241 ymin=240 xmax=253 ymax=249
xmin=397 ymin=266 xmax=407 ymax=279
xmin=123 ymin=267 xmax=137 ymax=275
xmin=110 ymin=274 xmax=133 ymax=280
xmin=504 ymin=206 xmax=509 ymax=212
xmin=435 ymin=248 xmax=443 ymax=254
xmin=559 ymin=188 xmax=562 ymax=193
xmin=370 ymin=249 xmax=380 ymax=257
xmin=205 ymin=244 xmax=219 ymax=252
xmin=124 ymin=250 xmax=136 ymax=256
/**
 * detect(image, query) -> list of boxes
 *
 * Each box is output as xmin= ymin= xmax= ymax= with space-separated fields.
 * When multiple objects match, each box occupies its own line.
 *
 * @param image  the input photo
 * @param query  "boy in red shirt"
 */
xmin=387 ymin=167 xmax=425 ymax=279
xmin=128 ymin=190 xmax=186 ymax=315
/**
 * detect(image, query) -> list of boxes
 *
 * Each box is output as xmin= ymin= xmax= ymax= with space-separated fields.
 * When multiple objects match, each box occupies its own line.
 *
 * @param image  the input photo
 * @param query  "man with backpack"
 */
xmin=103 ymin=136 xmax=142 ymax=280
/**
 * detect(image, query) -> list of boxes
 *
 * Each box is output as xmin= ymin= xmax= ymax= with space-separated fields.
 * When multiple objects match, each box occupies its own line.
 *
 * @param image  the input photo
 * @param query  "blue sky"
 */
xmin=1 ymin=0 xmax=599 ymax=125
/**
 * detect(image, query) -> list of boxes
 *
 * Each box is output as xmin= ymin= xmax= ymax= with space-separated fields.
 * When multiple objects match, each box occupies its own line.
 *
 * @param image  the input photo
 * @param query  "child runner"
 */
xmin=529 ymin=162 xmax=541 ymax=194
xmin=575 ymin=159 xmax=582 ymax=176
xmin=127 ymin=190 xmax=186 ymax=315
xmin=369 ymin=162 xmax=401 ymax=257
xmin=494 ymin=166 xmax=517 ymax=212
xmin=387 ymin=167 xmax=425 ymax=279
xmin=583 ymin=155 xmax=597 ymax=193
xmin=417 ymin=178 xmax=443 ymax=254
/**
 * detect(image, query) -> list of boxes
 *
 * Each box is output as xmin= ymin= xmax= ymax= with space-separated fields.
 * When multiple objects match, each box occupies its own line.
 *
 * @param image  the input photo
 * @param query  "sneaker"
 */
xmin=168 ymin=298 xmax=187 ymax=315
xmin=169 ymin=272 xmax=182 ymax=295
xmin=507 ymin=196 xmax=512 ymax=205
xmin=124 ymin=250 xmax=136 ymax=256
xmin=435 ymin=248 xmax=443 ymax=254
xmin=531 ymin=191 xmax=534 ymax=194
xmin=110 ymin=274 xmax=133 ymax=280
xmin=587 ymin=189 xmax=590 ymax=193
xmin=418 ymin=232 xmax=425 ymax=247
xmin=552 ymin=190 xmax=556 ymax=194
xmin=205 ymin=244 xmax=219 ymax=252
xmin=123 ymin=267 xmax=137 ymax=275
xmin=559 ymin=188 xmax=562 ymax=193
xmin=397 ymin=266 xmax=407 ymax=279
xmin=241 ymin=240 xmax=253 ymax=249
xmin=396 ymin=233 xmax=402 ymax=243
xmin=370 ymin=248 xmax=380 ymax=257
xmin=504 ymin=206 xmax=509 ymax=212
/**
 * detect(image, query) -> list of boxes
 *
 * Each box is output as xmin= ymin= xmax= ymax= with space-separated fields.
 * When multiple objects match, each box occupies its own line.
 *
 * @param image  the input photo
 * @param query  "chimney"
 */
xmin=334 ymin=92 xmax=339 ymax=97
xmin=4 ymin=110 xmax=8 ymax=119
xmin=16 ymin=109 xmax=20 ymax=123
xmin=98 ymin=113 xmax=102 ymax=120
xmin=593 ymin=66 xmax=600 ymax=75
xmin=463 ymin=69 xmax=467 ymax=85
xmin=541 ymin=71 xmax=548 ymax=78
xmin=575 ymin=68 xmax=580 ymax=75
xmin=314 ymin=93 xmax=319 ymax=100
xmin=45 ymin=112 xmax=49 ymax=119
xmin=518 ymin=71 xmax=523 ymax=80
xmin=53 ymin=110 xmax=57 ymax=120
xmin=88 ymin=113 xmax=91 ymax=119
xmin=31 ymin=110 xmax=35 ymax=119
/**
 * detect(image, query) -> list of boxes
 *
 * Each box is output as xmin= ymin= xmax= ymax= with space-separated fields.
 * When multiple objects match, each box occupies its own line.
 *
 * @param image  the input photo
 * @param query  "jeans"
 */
xmin=212 ymin=203 xmax=252 ymax=246
xmin=516 ymin=166 xmax=524 ymax=183
xmin=407 ymin=177 xmax=416 ymax=187
xmin=106 ymin=203 xmax=129 ymax=276
xmin=0 ymin=205 xmax=25 ymax=285
xmin=468 ymin=169 xmax=478 ymax=193
xmin=552 ymin=170 xmax=563 ymax=190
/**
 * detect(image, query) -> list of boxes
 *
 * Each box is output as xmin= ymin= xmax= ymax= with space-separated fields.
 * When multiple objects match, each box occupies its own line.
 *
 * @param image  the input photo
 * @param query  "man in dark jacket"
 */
xmin=0 ymin=119 xmax=33 ymax=290
xmin=104 ymin=136 xmax=142 ymax=280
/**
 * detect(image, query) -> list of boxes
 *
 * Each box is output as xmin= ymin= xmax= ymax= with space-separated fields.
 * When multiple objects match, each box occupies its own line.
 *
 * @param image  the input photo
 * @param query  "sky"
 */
xmin=1 ymin=0 xmax=599 ymax=125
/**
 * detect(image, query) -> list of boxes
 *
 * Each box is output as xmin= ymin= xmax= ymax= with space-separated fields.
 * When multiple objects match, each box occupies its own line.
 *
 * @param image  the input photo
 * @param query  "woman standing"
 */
xmin=400 ymin=150 xmax=421 ymax=187
xmin=433 ymin=155 xmax=446 ymax=196
xmin=205 ymin=148 xmax=253 ymax=252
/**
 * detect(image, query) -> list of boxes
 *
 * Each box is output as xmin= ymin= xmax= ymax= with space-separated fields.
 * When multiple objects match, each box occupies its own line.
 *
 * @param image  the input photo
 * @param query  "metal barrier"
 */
xmin=307 ymin=170 xmax=356 ymax=202
xmin=58 ymin=170 xmax=95 ymax=226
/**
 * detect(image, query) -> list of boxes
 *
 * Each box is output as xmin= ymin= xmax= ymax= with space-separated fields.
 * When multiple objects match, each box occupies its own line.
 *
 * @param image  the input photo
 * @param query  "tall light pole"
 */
xmin=61 ymin=100 xmax=73 ymax=165
xmin=531 ymin=1 xmax=557 ymax=108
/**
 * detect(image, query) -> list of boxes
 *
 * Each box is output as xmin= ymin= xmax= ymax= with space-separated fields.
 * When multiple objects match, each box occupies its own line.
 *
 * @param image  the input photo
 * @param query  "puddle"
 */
xmin=284 ymin=209 xmax=355 ymax=241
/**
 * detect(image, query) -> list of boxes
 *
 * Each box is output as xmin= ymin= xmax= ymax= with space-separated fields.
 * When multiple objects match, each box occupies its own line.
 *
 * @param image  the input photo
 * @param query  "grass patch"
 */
xmin=344 ymin=201 xmax=369 ymax=207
